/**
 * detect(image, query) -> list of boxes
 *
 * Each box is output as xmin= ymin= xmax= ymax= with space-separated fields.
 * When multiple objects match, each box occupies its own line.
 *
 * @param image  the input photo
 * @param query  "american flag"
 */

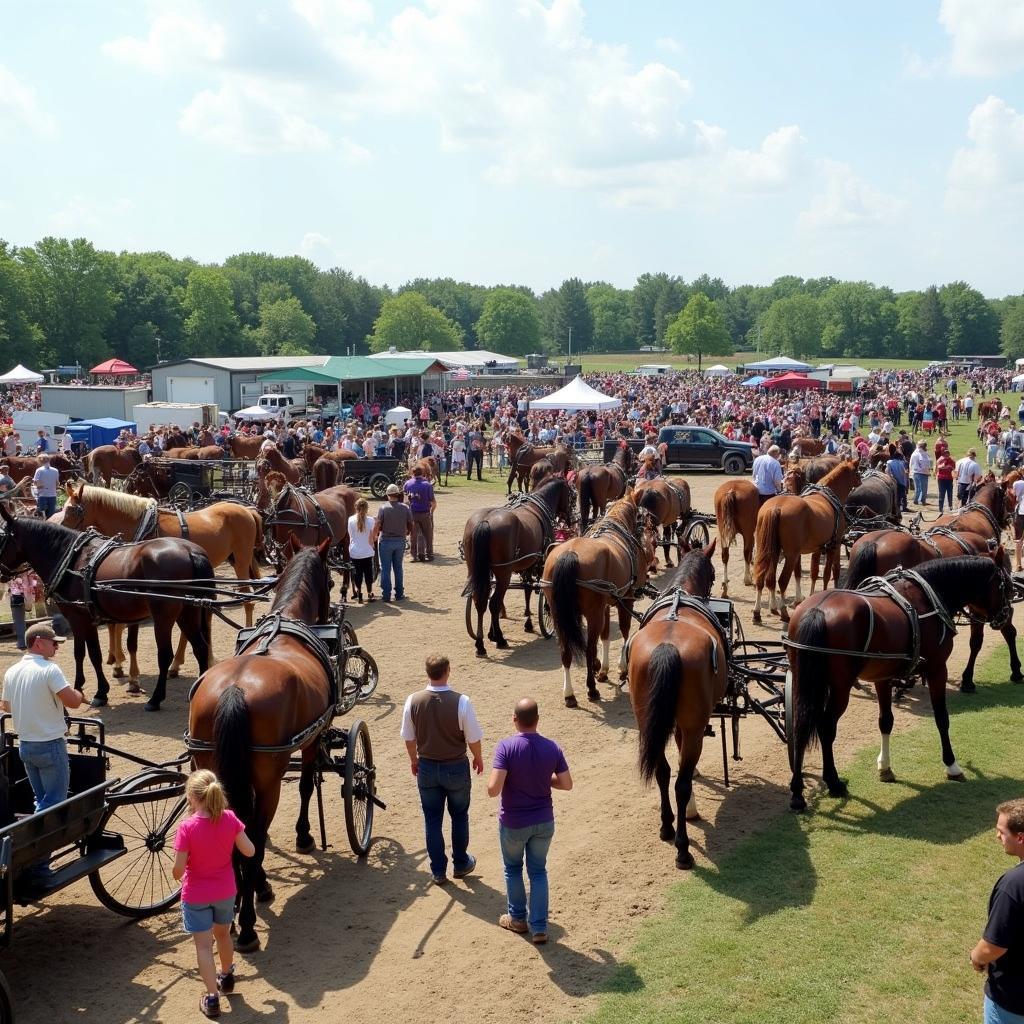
xmin=453 ymin=366 xmax=470 ymax=380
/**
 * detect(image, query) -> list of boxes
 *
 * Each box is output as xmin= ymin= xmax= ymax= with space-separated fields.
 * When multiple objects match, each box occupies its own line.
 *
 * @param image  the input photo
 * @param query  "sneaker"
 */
xmin=499 ymin=913 xmax=528 ymax=934
xmin=453 ymin=854 xmax=476 ymax=879
xmin=217 ymin=965 xmax=235 ymax=994
xmin=432 ymin=873 xmax=448 ymax=886
xmin=532 ymin=932 xmax=548 ymax=945
xmin=200 ymin=994 xmax=220 ymax=1019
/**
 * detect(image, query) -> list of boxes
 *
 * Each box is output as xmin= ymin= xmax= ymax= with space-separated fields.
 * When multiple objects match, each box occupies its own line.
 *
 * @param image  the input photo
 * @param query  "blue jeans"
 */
xmin=20 ymin=739 xmax=70 ymax=813
xmin=499 ymin=820 xmax=555 ymax=933
xmin=36 ymin=496 xmax=56 ymax=519
xmin=985 ymin=995 xmax=1024 ymax=1023
xmin=937 ymin=478 xmax=953 ymax=513
xmin=377 ymin=537 xmax=405 ymax=599
xmin=417 ymin=758 xmax=472 ymax=877
xmin=913 ymin=472 xmax=928 ymax=504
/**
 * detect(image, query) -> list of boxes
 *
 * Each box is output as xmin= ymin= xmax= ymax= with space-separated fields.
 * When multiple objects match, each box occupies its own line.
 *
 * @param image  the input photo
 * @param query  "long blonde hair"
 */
xmin=355 ymin=497 xmax=369 ymax=532
xmin=186 ymin=769 xmax=227 ymax=822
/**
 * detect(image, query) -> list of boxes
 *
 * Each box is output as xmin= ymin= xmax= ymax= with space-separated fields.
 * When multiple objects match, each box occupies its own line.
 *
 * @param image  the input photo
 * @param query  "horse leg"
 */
xmin=617 ymin=602 xmax=633 ymax=681
xmin=793 ymin=556 xmax=805 ymax=605
xmin=875 ymin=682 xmax=896 ymax=782
xmin=927 ymin=666 xmax=964 ymax=779
xmin=523 ymin=579 xmax=534 ymax=634
xmin=179 ymin=607 xmax=210 ymax=677
xmin=295 ymin=750 xmax=317 ymax=853
xmin=506 ymin=464 xmax=515 ymax=495
xmin=775 ymin=556 xmax=793 ymax=622
xmin=126 ymin=626 xmax=142 ymax=694
xmin=818 ymin=685 xmax=851 ymax=797
xmin=107 ymin=624 xmax=124 ymax=677
xmin=235 ymin=825 xmax=262 ymax=952
xmin=808 ymin=552 xmax=818 ymax=596
xmin=144 ymin=612 xmax=176 ymax=712
xmin=673 ymin=737 xmax=702 ymax=869
xmin=1003 ymin=616 xmax=1024 ymax=683
xmin=742 ymin=527 xmax=754 ymax=587
xmin=84 ymin=628 xmax=111 ymax=708
xmin=721 ymin=543 xmax=730 ymax=598
xmin=654 ymin=753 xmax=675 ymax=842
xmin=169 ymin=630 xmax=188 ymax=678
xmin=961 ymin=621 xmax=983 ymax=693
xmin=594 ymin=605 xmax=610 ymax=690
xmin=561 ymin=646 xmax=577 ymax=709
xmin=661 ymin=525 xmax=674 ymax=568
xmin=489 ymin=574 xmax=510 ymax=650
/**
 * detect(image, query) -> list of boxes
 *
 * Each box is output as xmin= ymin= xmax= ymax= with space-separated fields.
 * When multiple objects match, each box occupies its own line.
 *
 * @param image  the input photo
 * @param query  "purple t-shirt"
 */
xmin=403 ymin=477 xmax=434 ymax=514
xmin=493 ymin=732 xmax=569 ymax=829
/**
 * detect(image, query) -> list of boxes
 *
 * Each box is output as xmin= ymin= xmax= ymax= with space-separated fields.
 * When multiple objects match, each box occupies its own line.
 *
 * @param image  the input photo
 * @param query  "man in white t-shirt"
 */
xmin=1013 ymin=476 xmax=1024 ymax=573
xmin=0 ymin=623 xmax=83 ymax=812
xmin=32 ymin=454 xmax=60 ymax=519
xmin=955 ymin=448 xmax=983 ymax=508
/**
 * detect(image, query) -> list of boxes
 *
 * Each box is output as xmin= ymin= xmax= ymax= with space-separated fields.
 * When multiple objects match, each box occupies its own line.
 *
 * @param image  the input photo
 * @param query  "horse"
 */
xmin=713 ymin=478 xmax=759 ymax=597
xmin=409 ymin=455 xmax=440 ymax=483
xmin=528 ymin=458 xmax=557 ymax=491
xmin=577 ymin=445 xmax=635 ymax=532
xmin=5 ymin=453 xmax=82 ymax=486
xmin=632 ymin=477 xmax=692 ymax=568
xmin=300 ymin=444 xmax=357 ymax=473
xmin=786 ymin=554 xmax=1013 ymax=811
xmin=752 ymin=459 xmax=861 ymax=623
xmin=979 ymin=398 xmax=1002 ymax=421
xmin=0 ymin=507 xmax=213 ymax=711
xmin=844 ymin=469 xmax=901 ymax=525
xmin=463 ymin=477 xmax=575 ymax=657
xmin=789 ymin=437 xmax=824 ymax=458
xmin=505 ymin=435 xmax=576 ymax=494
xmin=186 ymin=541 xmax=335 ymax=952
xmin=627 ymin=540 xmax=722 ymax=869
xmin=227 ymin=434 xmax=268 ymax=460
xmin=60 ymin=482 xmax=265 ymax=681
xmin=257 ymin=446 xmax=305 ymax=486
xmin=542 ymin=492 xmax=658 ymax=707
xmin=312 ymin=456 xmax=341 ymax=491
xmin=931 ymin=478 xmax=1008 ymax=539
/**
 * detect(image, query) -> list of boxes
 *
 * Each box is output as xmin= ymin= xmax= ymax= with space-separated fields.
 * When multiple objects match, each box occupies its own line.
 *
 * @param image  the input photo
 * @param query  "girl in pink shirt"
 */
xmin=173 ymin=770 xmax=255 ymax=1019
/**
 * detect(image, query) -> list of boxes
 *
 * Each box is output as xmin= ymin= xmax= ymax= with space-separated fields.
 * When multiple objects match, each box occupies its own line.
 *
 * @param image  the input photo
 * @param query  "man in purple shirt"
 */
xmin=403 ymin=466 xmax=437 ymax=562
xmin=487 ymin=698 xmax=572 ymax=944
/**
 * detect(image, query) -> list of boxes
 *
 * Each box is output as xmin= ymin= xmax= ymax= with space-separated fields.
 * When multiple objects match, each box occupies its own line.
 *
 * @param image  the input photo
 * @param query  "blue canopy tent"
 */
xmin=741 ymin=376 xmax=767 ymax=387
xmin=65 ymin=418 xmax=137 ymax=449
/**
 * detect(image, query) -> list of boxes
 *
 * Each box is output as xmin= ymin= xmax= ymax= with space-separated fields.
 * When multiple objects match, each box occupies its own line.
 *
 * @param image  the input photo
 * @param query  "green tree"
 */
xmin=665 ymin=293 xmax=731 ymax=370
xmin=252 ymin=295 xmax=317 ymax=355
xmin=1000 ymin=298 xmax=1024 ymax=362
xmin=0 ymin=242 xmax=44 ymax=367
xmin=368 ymin=291 xmax=463 ymax=353
xmin=586 ymin=284 xmax=635 ymax=351
xmin=551 ymin=277 xmax=593 ymax=355
xmin=222 ymin=253 xmax=320 ymax=330
xmin=939 ymin=282 xmax=1000 ymax=355
xmin=631 ymin=272 xmax=685 ymax=348
xmin=400 ymin=278 xmax=486 ymax=349
xmin=312 ymin=269 xmax=385 ymax=354
xmin=18 ymin=237 xmax=117 ymax=367
xmin=819 ymin=282 xmax=896 ymax=358
xmin=474 ymin=288 xmax=540 ymax=356
xmin=759 ymin=295 xmax=822 ymax=360
xmin=108 ymin=251 xmax=191 ymax=367
xmin=183 ymin=267 xmax=245 ymax=356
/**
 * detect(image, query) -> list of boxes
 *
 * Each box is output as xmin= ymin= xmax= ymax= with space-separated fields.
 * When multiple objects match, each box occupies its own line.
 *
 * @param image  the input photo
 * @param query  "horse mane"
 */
xmin=77 ymin=484 xmax=153 ymax=518
xmin=818 ymin=459 xmax=857 ymax=488
xmin=271 ymin=545 xmax=328 ymax=613
xmin=5 ymin=516 xmax=80 ymax=563
xmin=914 ymin=555 xmax=993 ymax=593
xmin=661 ymin=548 xmax=714 ymax=599
xmin=603 ymin=494 xmax=638 ymax=531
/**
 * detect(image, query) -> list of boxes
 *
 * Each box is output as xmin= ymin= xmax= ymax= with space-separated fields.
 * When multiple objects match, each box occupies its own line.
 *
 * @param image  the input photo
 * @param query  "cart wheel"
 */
xmin=369 ymin=474 xmax=390 ymax=499
xmin=537 ymin=589 xmax=552 ymax=639
xmin=89 ymin=769 xmax=187 ymax=918
xmin=168 ymin=482 xmax=191 ymax=510
xmin=344 ymin=649 xmax=379 ymax=701
xmin=343 ymin=719 xmax=375 ymax=856
xmin=684 ymin=520 xmax=711 ymax=549
xmin=784 ymin=670 xmax=797 ymax=773
xmin=342 ymin=620 xmax=357 ymax=647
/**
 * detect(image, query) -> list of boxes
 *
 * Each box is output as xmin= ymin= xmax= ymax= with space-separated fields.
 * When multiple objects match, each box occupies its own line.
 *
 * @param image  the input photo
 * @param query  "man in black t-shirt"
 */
xmin=972 ymin=798 xmax=1024 ymax=1022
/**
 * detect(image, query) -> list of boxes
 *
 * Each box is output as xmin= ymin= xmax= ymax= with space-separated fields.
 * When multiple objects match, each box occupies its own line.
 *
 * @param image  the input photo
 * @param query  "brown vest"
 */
xmin=409 ymin=688 xmax=465 ymax=762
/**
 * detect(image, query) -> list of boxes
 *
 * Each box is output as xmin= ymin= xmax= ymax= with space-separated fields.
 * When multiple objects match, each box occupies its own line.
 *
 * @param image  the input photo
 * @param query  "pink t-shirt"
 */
xmin=174 ymin=809 xmax=244 ymax=904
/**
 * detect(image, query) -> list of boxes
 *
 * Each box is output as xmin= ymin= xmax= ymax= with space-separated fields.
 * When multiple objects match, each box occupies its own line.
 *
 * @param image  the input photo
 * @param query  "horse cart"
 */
xmin=159 ymin=457 xmax=259 ymax=510
xmin=336 ymin=457 xmax=404 ymax=499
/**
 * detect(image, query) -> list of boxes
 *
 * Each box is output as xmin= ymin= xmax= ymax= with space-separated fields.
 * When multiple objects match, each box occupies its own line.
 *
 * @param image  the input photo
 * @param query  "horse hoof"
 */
xmin=959 ymin=680 xmax=977 ymax=694
xmin=127 ymin=684 xmax=142 ymax=695
xmin=720 ymin=587 xmax=729 ymax=598
xmin=523 ymin=621 xmax=534 ymax=634
xmin=564 ymin=695 xmax=578 ymax=709
xmin=946 ymin=770 xmax=965 ymax=782
xmin=496 ymin=638 xmax=509 ymax=649
xmin=89 ymin=696 xmax=108 ymax=709
xmin=1012 ymin=673 xmax=1024 ymax=684
xmin=790 ymin=797 xmax=807 ymax=813
xmin=256 ymin=886 xmax=275 ymax=905
xmin=475 ymin=648 xmax=487 ymax=658
xmin=675 ymin=852 xmax=694 ymax=870
xmin=235 ymin=935 xmax=261 ymax=953
xmin=587 ymin=689 xmax=601 ymax=703
xmin=685 ymin=811 xmax=701 ymax=822
xmin=878 ymin=768 xmax=896 ymax=783
xmin=827 ymin=781 xmax=849 ymax=798
xmin=296 ymin=836 xmax=316 ymax=853
xmin=659 ymin=825 xmax=675 ymax=842
xmin=144 ymin=701 xmax=160 ymax=713
xmin=111 ymin=666 xmax=124 ymax=679
xmin=752 ymin=613 xmax=762 ymax=625
xmin=167 ymin=667 xmax=179 ymax=679
xmin=596 ymin=671 xmax=608 ymax=683
xmin=664 ymin=561 xmax=674 ymax=569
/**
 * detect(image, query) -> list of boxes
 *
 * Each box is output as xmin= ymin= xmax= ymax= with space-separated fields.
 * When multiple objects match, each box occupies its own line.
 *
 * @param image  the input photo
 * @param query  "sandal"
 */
xmin=498 ymin=913 xmax=528 ymax=934
xmin=200 ymin=993 xmax=220 ymax=1018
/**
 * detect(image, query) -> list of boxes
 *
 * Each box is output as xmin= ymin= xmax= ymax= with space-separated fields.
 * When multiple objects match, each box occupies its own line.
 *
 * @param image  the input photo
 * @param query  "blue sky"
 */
xmin=2 ymin=0 xmax=1023 ymax=295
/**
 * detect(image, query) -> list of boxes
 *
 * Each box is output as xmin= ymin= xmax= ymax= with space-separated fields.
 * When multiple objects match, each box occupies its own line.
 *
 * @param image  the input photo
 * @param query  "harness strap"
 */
xmin=131 ymin=500 xmax=160 ymax=542
xmin=801 ymin=483 xmax=846 ymax=551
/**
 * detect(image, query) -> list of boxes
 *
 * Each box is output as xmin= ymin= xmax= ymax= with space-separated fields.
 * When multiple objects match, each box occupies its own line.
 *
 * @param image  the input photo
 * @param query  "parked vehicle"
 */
xmin=603 ymin=426 xmax=754 ymax=474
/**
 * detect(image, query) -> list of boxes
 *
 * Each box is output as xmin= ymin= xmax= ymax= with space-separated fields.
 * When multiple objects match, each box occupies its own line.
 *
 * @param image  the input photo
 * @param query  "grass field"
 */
xmin=586 ymin=647 xmax=1024 ymax=1024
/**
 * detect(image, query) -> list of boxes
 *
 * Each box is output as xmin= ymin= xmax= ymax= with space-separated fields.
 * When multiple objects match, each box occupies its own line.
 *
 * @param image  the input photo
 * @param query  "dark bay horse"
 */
xmin=632 ymin=477 xmax=691 ymax=567
xmin=187 ymin=541 xmax=335 ymax=952
xmin=257 ymin=446 xmax=305 ymax=485
xmin=752 ymin=459 xmax=861 ymax=623
xmin=505 ymin=434 xmax=576 ymax=493
xmin=0 ymin=508 xmax=212 ymax=710
xmin=462 ymin=477 xmax=575 ymax=657
xmin=543 ymin=493 xmax=658 ymax=707
xmin=786 ymin=554 xmax=1012 ymax=811
xmin=301 ymin=444 xmax=357 ymax=473
xmin=628 ymin=541 xmax=722 ymax=868
xmin=577 ymin=445 xmax=635 ymax=531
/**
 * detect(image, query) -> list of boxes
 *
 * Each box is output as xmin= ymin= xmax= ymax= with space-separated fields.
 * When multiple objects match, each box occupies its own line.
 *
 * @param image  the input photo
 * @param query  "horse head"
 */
xmin=61 ymin=480 xmax=89 ymax=529
xmin=977 ymin=547 xmax=1014 ymax=630
xmin=0 ymin=506 xmax=25 ymax=580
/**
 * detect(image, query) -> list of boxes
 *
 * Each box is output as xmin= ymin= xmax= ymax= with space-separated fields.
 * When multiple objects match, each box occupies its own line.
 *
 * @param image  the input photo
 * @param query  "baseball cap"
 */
xmin=25 ymin=622 xmax=65 ymax=645
xmin=386 ymin=484 xmax=401 ymax=497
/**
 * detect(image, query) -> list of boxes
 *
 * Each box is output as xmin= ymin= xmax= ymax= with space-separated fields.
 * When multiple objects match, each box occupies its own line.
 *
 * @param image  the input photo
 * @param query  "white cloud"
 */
xmin=902 ymin=48 xmax=945 ymax=79
xmin=179 ymin=78 xmax=329 ymax=153
xmin=338 ymin=137 xmax=372 ymax=163
xmin=948 ymin=95 xmax=1024 ymax=199
xmin=102 ymin=11 xmax=225 ymax=73
xmin=0 ymin=65 xmax=57 ymax=141
xmin=799 ymin=161 xmax=904 ymax=230
xmin=939 ymin=0 xmax=1024 ymax=76
xmin=48 ymin=195 xmax=134 ymax=234
xmin=655 ymin=36 xmax=681 ymax=54
xmin=299 ymin=231 xmax=335 ymax=262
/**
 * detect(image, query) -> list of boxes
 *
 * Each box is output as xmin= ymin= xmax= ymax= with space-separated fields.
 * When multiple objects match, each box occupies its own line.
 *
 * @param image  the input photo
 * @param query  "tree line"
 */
xmin=2 ymin=236 xmax=1023 ymax=371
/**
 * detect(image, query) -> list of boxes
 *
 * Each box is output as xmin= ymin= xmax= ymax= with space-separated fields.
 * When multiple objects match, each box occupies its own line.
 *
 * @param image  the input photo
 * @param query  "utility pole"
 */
xmin=568 ymin=326 xmax=573 ymax=365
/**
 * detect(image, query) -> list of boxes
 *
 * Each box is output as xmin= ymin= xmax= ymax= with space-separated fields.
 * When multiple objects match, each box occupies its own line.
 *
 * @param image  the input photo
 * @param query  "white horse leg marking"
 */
xmin=946 ymin=759 xmax=964 ymax=779
xmin=684 ymin=790 xmax=699 ymax=820
xmin=877 ymin=733 xmax=891 ymax=772
xmin=754 ymin=588 xmax=762 ymax=618
xmin=601 ymin=636 xmax=611 ymax=676
xmin=562 ymin=665 xmax=575 ymax=701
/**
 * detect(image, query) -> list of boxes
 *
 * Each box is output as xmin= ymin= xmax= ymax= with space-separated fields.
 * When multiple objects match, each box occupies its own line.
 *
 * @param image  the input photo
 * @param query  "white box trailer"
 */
xmin=166 ymin=375 xmax=217 ymax=405
xmin=132 ymin=402 xmax=222 ymax=432
xmin=11 ymin=412 xmax=71 ymax=450
xmin=39 ymin=385 xmax=150 ymax=421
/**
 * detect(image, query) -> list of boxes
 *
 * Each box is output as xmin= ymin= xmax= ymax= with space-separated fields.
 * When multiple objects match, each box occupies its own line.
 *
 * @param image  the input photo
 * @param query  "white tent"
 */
xmin=1013 ymin=374 xmax=1024 ymax=384
xmin=741 ymin=355 xmax=814 ymax=373
xmin=705 ymin=364 xmax=733 ymax=377
xmin=829 ymin=365 xmax=872 ymax=381
xmin=529 ymin=375 xmax=621 ymax=411
xmin=1016 ymin=358 xmax=1024 ymax=368
xmin=0 ymin=364 xmax=43 ymax=385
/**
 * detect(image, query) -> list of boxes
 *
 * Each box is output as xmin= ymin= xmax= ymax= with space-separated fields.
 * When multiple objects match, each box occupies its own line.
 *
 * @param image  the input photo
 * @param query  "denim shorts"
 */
xmin=182 ymin=896 xmax=235 ymax=933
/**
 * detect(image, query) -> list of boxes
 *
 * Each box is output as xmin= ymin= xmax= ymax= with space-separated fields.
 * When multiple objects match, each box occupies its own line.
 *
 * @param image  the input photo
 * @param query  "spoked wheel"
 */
xmin=344 ymin=649 xmax=379 ymax=702
xmin=89 ymin=770 xmax=187 ymax=918
xmin=537 ymin=588 xmax=552 ymax=639
xmin=167 ymin=482 xmax=192 ymax=510
xmin=683 ymin=519 xmax=711 ymax=549
xmin=343 ymin=719 xmax=375 ymax=856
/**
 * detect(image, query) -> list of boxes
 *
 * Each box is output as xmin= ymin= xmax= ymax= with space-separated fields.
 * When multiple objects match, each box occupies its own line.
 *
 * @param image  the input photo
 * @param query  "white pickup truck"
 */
xmin=233 ymin=394 xmax=300 ymax=422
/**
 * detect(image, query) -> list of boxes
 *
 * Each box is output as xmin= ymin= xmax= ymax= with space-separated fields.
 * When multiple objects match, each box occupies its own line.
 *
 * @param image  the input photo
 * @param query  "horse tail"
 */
xmin=187 ymin=545 xmax=216 ymax=656
xmin=549 ymin=550 xmax=587 ymax=662
xmin=752 ymin=504 xmax=782 ymax=586
xmin=579 ymin=471 xmax=595 ymax=531
xmin=792 ymin=607 xmax=830 ymax=757
xmin=843 ymin=540 xmax=876 ymax=590
xmin=247 ymin=508 xmax=265 ymax=557
xmin=637 ymin=643 xmax=682 ymax=783
xmin=213 ymin=685 xmax=253 ymax=824
xmin=718 ymin=488 xmax=737 ymax=548
xmin=470 ymin=521 xmax=492 ymax=612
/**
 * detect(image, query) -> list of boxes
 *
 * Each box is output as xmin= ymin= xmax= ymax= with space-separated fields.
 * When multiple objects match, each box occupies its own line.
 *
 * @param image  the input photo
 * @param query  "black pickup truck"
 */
xmin=603 ymin=426 xmax=754 ymax=474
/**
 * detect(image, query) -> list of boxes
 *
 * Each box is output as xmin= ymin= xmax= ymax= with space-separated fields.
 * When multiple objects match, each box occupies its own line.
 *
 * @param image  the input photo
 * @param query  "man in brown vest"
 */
xmin=400 ymin=655 xmax=484 ymax=885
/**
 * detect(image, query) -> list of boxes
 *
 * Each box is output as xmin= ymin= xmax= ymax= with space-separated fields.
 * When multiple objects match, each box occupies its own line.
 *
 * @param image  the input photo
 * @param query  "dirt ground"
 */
xmin=0 ymin=472 xmax=1006 ymax=1024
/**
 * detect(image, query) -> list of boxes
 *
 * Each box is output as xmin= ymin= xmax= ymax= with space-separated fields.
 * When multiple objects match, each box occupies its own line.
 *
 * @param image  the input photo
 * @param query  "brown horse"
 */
xmin=227 ymin=434 xmax=267 ymax=460
xmin=257 ymin=446 xmax=305 ymax=486
xmin=628 ymin=541 xmax=722 ymax=868
xmin=5 ymin=453 xmax=82 ymax=485
xmin=60 ymin=482 xmax=264 ymax=680
xmin=463 ymin=477 xmax=575 ymax=657
xmin=752 ymin=459 xmax=861 ymax=623
xmin=577 ymin=445 xmax=635 ymax=531
xmin=543 ymin=493 xmax=658 ymax=707
xmin=0 ymin=509 xmax=212 ymax=710
xmin=789 ymin=437 xmax=824 ymax=458
xmin=312 ymin=456 xmax=341 ymax=491
xmin=187 ymin=541 xmax=335 ymax=952
xmin=713 ymin=478 xmax=759 ymax=596
xmin=162 ymin=446 xmax=225 ymax=461
xmin=787 ymin=554 xmax=1012 ymax=811
xmin=632 ymin=477 xmax=692 ymax=567
xmin=528 ymin=458 xmax=557 ymax=490
xmin=505 ymin=434 xmax=576 ymax=493
xmin=409 ymin=455 xmax=440 ymax=483
xmin=979 ymin=398 xmax=1002 ymax=421
xmin=301 ymin=444 xmax=357 ymax=473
